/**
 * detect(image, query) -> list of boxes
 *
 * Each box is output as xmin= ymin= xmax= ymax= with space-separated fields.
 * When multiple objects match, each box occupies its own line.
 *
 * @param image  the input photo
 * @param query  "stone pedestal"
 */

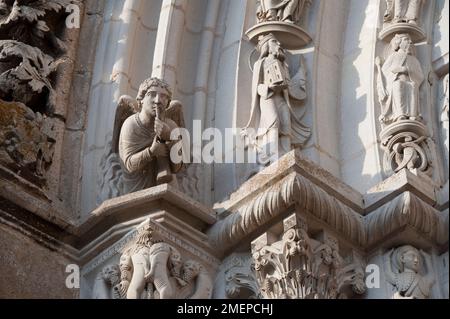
xmin=380 ymin=119 xmax=432 ymax=176
xmin=246 ymin=21 xmax=312 ymax=50
xmin=379 ymin=23 xmax=426 ymax=42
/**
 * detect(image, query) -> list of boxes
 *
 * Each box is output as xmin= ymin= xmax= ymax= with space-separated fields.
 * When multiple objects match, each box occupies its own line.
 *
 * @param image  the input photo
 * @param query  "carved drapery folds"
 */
xmin=379 ymin=0 xmax=425 ymax=41
xmin=91 ymin=223 xmax=213 ymax=300
xmin=241 ymin=1 xmax=312 ymax=169
xmin=248 ymin=0 xmax=312 ymax=49
xmin=97 ymin=78 xmax=187 ymax=204
xmin=375 ymin=2 xmax=434 ymax=177
xmin=0 ymin=0 xmax=73 ymax=184
xmin=256 ymin=0 xmax=311 ymax=26
xmin=384 ymin=245 xmax=435 ymax=299
xmin=251 ymin=214 xmax=366 ymax=299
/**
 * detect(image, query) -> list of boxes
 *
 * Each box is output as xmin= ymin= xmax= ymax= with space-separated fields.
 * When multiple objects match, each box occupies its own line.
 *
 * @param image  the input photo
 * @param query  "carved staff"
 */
xmin=155 ymin=104 xmax=173 ymax=184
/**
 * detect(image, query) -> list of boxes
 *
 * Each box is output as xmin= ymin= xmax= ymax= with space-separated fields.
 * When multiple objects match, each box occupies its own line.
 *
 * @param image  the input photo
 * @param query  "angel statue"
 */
xmin=111 ymin=77 xmax=185 ymax=194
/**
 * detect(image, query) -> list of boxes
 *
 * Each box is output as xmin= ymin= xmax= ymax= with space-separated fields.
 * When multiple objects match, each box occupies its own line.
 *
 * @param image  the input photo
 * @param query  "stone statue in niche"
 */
xmin=256 ymin=0 xmax=311 ymax=25
xmin=385 ymin=245 xmax=435 ymax=299
xmin=383 ymin=0 xmax=422 ymax=25
xmin=111 ymin=77 xmax=185 ymax=194
xmin=242 ymin=33 xmax=310 ymax=164
xmin=375 ymin=33 xmax=424 ymax=125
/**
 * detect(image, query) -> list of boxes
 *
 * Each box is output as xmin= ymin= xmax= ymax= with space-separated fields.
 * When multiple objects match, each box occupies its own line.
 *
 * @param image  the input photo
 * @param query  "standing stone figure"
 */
xmin=375 ymin=33 xmax=424 ymax=124
xmin=242 ymin=33 xmax=310 ymax=163
xmin=256 ymin=0 xmax=311 ymax=24
xmin=384 ymin=0 xmax=422 ymax=25
xmin=385 ymin=245 xmax=435 ymax=299
xmin=112 ymin=77 xmax=185 ymax=194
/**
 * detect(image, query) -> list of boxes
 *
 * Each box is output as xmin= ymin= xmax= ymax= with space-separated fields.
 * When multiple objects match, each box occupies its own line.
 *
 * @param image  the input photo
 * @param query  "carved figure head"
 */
xmin=101 ymin=264 xmax=121 ymax=286
xmin=394 ymin=245 xmax=421 ymax=273
xmin=391 ymin=34 xmax=413 ymax=54
xmin=126 ymin=223 xmax=153 ymax=255
xmin=136 ymin=77 xmax=172 ymax=118
xmin=257 ymin=33 xmax=285 ymax=61
xmin=182 ymin=260 xmax=202 ymax=282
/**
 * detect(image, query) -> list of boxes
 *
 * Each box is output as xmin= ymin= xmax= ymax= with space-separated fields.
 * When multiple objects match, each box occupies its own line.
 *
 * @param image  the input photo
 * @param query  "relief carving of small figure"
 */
xmin=383 ymin=0 xmax=422 ymax=25
xmin=175 ymin=259 xmax=213 ymax=299
xmin=118 ymin=225 xmax=155 ymax=299
xmin=385 ymin=245 xmax=435 ymax=299
xmin=375 ymin=34 xmax=424 ymax=124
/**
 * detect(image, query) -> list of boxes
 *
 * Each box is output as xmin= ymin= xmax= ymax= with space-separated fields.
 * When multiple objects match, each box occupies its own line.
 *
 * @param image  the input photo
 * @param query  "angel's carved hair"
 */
xmin=136 ymin=77 xmax=172 ymax=104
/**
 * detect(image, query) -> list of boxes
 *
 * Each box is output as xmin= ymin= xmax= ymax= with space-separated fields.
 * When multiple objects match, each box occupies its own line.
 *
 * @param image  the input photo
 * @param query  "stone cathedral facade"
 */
xmin=0 ymin=0 xmax=448 ymax=299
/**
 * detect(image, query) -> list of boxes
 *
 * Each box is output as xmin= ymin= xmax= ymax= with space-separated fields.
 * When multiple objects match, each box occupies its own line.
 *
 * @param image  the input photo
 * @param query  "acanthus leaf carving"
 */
xmin=0 ymin=99 xmax=56 ymax=184
xmin=0 ymin=40 xmax=61 ymax=111
xmin=0 ymin=0 xmax=73 ymax=54
xmin=222 ymin=253 xmax=261 ymax=299
xmin=0 ymin=0 xmax=75 ymax=185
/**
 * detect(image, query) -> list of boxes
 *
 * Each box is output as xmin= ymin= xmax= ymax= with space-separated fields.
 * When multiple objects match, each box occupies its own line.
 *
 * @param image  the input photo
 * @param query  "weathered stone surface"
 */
xmin=0 ymin=0 xmax=448 ymax=300
xmin=0 ymin=221 xmax=78 ymax=299
xmin=0 ymin=100 xmax=56 ymax=186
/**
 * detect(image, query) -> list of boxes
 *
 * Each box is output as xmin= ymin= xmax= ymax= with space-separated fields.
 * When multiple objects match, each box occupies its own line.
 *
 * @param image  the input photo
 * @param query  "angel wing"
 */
xmin=111 ymin=95 xmax=140 ymax=154
xmin=165 ymin=100 xmax=185 ymax=128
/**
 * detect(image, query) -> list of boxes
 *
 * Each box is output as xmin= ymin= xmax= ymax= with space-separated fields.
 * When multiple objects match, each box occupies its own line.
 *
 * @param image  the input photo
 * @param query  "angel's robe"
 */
xmin=118 ymin=114 xmax=179 ymax=194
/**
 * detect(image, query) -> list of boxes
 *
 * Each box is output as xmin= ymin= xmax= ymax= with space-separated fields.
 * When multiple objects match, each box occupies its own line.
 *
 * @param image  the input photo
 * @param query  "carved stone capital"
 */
xmin=251 ymin=213 xmax=366 ymax=299
xmin=87 ymin=219 xmax=217 ymax=299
